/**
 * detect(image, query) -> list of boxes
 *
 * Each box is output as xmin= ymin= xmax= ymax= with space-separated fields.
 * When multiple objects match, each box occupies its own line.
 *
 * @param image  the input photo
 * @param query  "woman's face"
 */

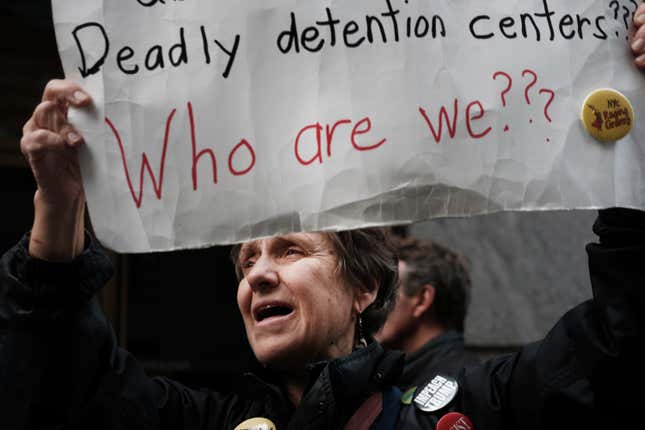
xmin=236 ymin=233 xmax=368 ymax=369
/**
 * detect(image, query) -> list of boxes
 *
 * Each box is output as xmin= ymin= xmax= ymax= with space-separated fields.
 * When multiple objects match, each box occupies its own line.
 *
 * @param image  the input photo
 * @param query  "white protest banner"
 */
xmin=51 ymin=0 xmax=644 ymax=252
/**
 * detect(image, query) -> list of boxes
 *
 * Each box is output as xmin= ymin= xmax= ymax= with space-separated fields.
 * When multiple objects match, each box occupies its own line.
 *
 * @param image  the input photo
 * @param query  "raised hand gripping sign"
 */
xmin=52 ymin=0 xmax=644 ymax=252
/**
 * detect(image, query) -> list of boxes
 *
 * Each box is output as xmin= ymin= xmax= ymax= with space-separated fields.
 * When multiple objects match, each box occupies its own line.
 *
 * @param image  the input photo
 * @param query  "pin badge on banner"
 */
xmin=581 ymin=89 xmax=634 ymax=142
xmin=233 ymin=417 xmax=277 ymax=430
xmin=413 ymin=375 xmax=459 ymax=413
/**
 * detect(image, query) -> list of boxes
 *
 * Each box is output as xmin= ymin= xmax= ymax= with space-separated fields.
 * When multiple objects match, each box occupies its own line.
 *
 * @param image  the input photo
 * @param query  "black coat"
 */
xmin=397 ymin=330 xmax=480 ymax=390
xmin=1 ymin=208 xmax=643 ymax=429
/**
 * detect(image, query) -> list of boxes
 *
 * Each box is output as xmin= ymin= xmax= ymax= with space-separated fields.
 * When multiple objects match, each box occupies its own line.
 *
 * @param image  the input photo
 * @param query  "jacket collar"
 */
xmin=243 ymin=340 xmax=404 ymax=428
xmin=405 ymin=330 xmax=464 ymax=367
xmin=319 ymin=339 xmax=403 ymax=404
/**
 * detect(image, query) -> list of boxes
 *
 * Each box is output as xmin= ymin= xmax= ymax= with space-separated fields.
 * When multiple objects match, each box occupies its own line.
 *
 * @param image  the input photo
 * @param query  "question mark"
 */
xmin=609 ymin=1 xmax=622 ymax=38
xmin=630 ymin=0 xmax=638 ymax=21
xmin=493 ymin=71 xmax=513 ymax=107
xmin=521 ymin=69 xmax=538 ymax=105
xmin=538 ymin=88 xmax=555 ymax=123
xmin=623 ymin=5 xmax=631 ymax=29
xmin=609 ymin=0 xmax=620 ymax=20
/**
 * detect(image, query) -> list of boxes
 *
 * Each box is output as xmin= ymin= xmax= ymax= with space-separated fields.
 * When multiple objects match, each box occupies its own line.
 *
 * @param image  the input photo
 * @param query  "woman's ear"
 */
xmin=354 ymin=282 xmax=379 ymax=315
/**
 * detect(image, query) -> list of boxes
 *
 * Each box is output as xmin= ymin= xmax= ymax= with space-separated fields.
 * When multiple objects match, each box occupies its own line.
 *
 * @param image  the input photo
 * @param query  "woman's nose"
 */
xmin=245 ymin=256 xmax=279 ymax=292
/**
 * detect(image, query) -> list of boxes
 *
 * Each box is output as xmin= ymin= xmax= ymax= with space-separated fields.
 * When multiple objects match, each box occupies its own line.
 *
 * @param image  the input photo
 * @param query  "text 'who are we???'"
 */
xmin=53 ymin=0 xmax=644 ymax=251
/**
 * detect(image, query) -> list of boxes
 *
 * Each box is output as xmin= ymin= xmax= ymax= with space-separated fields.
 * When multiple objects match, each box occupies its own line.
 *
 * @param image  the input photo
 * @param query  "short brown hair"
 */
xmin=394 ymin=237 xmax=471 ymax=332
xmin=230 ymin=228 xmax=399 ymax=337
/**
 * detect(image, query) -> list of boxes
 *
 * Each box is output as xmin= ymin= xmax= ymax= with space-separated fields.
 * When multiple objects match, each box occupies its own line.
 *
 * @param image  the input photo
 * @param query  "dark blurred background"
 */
xmin=0 ymin=1 xmax=596 ymax=382
xmin=0 ymin=1 xmax=256 ymax=390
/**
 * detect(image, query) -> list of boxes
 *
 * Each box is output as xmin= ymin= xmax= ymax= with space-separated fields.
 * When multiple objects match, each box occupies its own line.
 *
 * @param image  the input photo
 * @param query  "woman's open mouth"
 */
xmin=254 ymin=303 xmax=295 ymax=325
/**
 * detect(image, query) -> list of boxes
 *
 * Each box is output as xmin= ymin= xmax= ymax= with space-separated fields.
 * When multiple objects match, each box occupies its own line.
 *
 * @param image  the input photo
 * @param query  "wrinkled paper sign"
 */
xmin=52 ymin=0 xmax=645 ymax=252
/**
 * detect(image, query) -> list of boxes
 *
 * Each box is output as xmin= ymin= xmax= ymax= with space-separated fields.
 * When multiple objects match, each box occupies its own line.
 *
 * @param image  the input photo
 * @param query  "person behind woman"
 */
xmin=2 ymin=7 xmax=645 ymax=428
xmin=376 ymin=238 xmax=480 ymax=389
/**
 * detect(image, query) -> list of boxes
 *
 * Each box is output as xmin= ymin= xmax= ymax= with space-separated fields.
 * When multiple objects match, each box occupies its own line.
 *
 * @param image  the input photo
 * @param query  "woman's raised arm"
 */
xmin=21 ymin=79 xmax=92 ymax=261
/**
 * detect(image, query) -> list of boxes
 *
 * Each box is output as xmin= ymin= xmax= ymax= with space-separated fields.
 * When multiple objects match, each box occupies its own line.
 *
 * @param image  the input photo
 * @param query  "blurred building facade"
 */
xmin=410 ymin=210 xmax=595 ymax=359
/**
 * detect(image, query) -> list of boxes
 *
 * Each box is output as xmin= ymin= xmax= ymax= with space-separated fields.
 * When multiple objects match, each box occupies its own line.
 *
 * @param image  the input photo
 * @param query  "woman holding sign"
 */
xmin=2 ymin=6 xmax=645 ymax=430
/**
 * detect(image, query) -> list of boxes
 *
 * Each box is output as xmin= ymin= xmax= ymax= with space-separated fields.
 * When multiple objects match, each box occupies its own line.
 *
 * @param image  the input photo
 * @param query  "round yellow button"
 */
xmin=233 ymin=417 xmax=277 ymax=430
xmin=581 ymin=89 xmax=634 ymax=142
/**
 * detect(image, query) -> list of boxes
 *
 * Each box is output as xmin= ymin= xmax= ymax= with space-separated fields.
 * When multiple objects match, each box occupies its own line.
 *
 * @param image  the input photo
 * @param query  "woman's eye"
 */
xmin=241 ymin=260 xmax=255 ymax=269
xmin=285 ymin=248 xmax=303 ymax=257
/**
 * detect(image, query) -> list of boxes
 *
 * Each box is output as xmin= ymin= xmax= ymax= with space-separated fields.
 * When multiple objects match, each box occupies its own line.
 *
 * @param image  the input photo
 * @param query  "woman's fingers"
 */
xmin=20 ymin=128 xmax=68 ymax=161
xmin=30 ymin=100 xmax=84 ymax=147
xmin=633 ymin=4 xmax=645 ymax=68
xmin=633 ymin=22 xmax=645 ymax=51
xmin=635 ymin=22 xmax=645 ymax=43
xmin=33 ymin=101 xmax=66 ymax=132
xmin=42 ymin=79 xmax=92 ymax=108
xmin=25 ymin=78 xmax=90 ymax=148
xmin=635 ymin=4 xmax=645 ymax=27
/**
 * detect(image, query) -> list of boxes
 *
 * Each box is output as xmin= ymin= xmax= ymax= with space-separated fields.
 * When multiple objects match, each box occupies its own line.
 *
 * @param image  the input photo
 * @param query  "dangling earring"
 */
xmin=356 ymin=313 xmax=368 ymax=349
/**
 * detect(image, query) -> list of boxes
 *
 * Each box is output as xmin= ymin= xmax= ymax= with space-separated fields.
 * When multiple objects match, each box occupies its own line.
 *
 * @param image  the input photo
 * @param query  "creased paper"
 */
xmin=51 ymin=0 xmax=645 ymax=252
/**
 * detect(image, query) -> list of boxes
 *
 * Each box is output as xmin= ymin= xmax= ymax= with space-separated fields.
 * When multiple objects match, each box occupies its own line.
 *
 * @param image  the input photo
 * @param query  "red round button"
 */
xmin=437 ymin=412 xmax=474 ymax=430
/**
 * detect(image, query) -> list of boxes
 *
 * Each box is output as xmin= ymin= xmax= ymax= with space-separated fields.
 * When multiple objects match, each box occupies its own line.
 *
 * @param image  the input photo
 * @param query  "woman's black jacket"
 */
xmin=0 ymin=208 xmax=643 ymax=429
